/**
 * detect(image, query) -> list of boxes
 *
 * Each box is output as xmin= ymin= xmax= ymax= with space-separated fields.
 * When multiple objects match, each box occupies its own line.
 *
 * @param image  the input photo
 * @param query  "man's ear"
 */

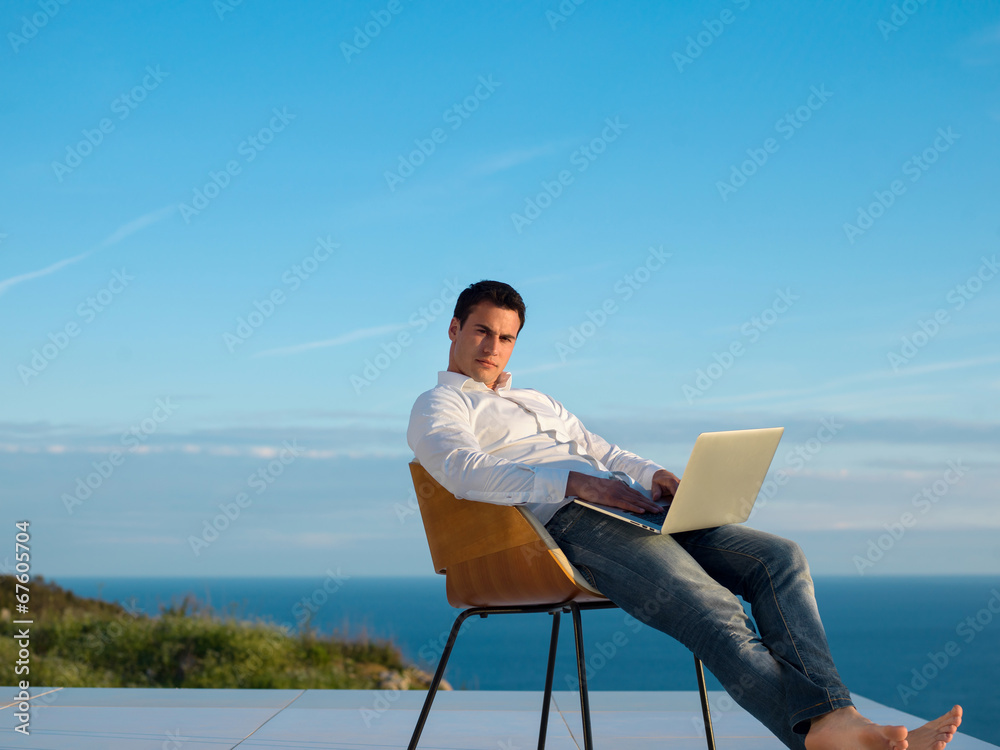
xmin=447 ymin=317 xmax=460 ymax=341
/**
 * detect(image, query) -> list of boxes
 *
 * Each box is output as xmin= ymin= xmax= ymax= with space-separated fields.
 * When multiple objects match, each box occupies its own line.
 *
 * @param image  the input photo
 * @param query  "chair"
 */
xmin=407 ymin=461 xmax=716 ymax=750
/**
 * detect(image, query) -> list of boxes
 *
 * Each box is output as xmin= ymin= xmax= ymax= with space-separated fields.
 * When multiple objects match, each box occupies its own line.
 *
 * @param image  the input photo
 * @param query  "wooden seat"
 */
xmin=407 ymin=461 xmax=717 ymax=750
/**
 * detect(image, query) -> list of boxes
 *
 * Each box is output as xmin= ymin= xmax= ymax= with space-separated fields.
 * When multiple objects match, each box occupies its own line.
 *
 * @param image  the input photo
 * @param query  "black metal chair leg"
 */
xmin=694 ymin=655 xmax=717 ymax=750
xmin=405 ymin=600 xmax=715 ymax=750
xmin=536 ymin=610 xmax=560 ymax=750
xmin=569 ymin=602 xmax=595 ymax=750
xmin=407 ymin=609 xmax=477 ymax=750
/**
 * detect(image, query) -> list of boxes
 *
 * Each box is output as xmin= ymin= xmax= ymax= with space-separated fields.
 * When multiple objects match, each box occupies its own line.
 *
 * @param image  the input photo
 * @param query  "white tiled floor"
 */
xmin=0 ymin=688 xmax=994 ymax=750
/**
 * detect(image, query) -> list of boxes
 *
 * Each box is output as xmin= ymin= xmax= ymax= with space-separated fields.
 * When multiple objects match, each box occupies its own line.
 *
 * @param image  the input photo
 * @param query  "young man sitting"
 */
xmin=407 ymin=280 xmax=962 ymax=750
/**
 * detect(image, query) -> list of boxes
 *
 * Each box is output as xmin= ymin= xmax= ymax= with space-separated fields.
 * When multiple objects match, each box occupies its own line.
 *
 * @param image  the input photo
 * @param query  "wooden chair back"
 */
xmin=409 ymin=462 xmax=605 ymax=608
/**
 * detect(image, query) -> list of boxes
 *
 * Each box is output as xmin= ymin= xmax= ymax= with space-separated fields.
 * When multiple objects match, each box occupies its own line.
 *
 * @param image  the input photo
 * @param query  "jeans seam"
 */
xmin=790 ymin=694 xmax=854 ymax=732
xmin=575 ymin=563 xmax=597 ymax=589
xmin=684 ymin=541 xmax=812 ymax=681
xmin=556 ymin=538 xmax=723 ymax=636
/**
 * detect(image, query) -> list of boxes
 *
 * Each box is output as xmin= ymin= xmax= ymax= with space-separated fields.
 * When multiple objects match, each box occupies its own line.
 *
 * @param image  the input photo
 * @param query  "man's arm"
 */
xmin=566 ymin=470 xmax=666 ymax=514
xmin=547 ymin=393 xmax=679 ymax=507
xmin=408 ymin=385 xmax=666 ymax=514
xmin=407 ymin=387 xmax=569 ymax=507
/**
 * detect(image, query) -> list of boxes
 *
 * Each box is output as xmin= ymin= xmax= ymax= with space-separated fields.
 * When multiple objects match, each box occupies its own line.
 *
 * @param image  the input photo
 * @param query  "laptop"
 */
xmin=573 ymin=427 xmax=784 ymax=534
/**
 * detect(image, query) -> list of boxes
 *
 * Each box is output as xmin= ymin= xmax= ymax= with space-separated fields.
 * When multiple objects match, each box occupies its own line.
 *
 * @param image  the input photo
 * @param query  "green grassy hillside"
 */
xmin=0 ymin=575 xmax=437 ymax=690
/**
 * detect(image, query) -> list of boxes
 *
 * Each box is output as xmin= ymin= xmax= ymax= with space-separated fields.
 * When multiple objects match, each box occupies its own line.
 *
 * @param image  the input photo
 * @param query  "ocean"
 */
xmin=56 ymin=575 xmax=1000 ymax=744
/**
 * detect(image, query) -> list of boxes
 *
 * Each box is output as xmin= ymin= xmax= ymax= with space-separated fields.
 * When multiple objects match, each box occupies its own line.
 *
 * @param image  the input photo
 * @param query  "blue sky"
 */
xmin=2 ymin=0 xmax=999 ymax=579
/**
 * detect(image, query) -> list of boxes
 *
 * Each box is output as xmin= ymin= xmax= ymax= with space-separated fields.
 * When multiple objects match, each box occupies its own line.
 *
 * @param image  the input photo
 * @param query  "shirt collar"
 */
xmin=437 ymin=370 xmax=512 ymax=392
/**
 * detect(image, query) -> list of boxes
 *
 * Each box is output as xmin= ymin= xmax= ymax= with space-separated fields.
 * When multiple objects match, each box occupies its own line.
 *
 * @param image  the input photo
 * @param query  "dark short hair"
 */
xmin=453 ymin=280 xmax=526 ymax=332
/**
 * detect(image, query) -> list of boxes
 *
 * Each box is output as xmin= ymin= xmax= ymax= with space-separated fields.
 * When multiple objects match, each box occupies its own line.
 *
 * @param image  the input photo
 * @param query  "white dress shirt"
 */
xmin=407 ymin=370 xmax=665 ymax=525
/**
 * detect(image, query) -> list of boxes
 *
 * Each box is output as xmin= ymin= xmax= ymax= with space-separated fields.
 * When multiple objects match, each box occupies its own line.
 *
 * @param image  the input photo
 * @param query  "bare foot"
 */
xmin=906 ymin=706 xmax=962 ymax=750
xmin=806 ymin=706 xmax=908 ymax=750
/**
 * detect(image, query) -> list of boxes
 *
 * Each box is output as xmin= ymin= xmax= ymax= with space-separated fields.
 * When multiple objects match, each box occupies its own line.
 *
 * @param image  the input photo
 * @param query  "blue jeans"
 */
xmin=544 ymin=503 xmax=853 ymax=748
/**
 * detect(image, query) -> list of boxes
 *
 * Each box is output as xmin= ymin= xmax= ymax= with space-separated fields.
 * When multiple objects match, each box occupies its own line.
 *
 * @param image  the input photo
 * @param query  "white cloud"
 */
xmin=252 ymin=323 xmax=408 ymax=358
xmin=688 ymin=354 xmax=1000 ymax=409
xmin=0 ymin=206 xmax=174 ymax=298
xmin=470 ymin=142 xmax=566 ymax=176
xmin=100 ymin=205 xmax=175 ymax=247
xmin=0 ymin=249 xmax=93 ymax=297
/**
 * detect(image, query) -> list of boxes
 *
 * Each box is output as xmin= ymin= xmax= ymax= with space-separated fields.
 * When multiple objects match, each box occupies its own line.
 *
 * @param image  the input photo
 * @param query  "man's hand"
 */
xmin=650 ymin=469 xmax=680 ymax=503
xmin=566 ymin=471 xmax=664 ymax=514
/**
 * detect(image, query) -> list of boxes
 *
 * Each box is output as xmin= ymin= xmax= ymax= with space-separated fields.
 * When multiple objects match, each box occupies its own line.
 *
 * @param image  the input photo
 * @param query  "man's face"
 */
xmin=447 ymin=301 xmax=520 ymax=388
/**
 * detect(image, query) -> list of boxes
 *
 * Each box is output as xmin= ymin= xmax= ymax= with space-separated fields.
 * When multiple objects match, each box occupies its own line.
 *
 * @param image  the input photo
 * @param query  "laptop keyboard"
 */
xmin=632 ymin=506 xmax=669 ymax=524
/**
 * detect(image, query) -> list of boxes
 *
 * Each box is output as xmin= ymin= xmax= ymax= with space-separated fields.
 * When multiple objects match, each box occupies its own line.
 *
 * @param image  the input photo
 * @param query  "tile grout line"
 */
xmin=553 ymin=694 xmax=583 ymax=750
xmin=229 ymin=689 xmax=306 ymax=749
xmin=0 ymin=687 xmax=63 ymax=710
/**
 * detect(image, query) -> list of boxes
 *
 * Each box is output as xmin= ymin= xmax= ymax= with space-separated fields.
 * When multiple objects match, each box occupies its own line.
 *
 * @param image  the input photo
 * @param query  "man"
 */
xmin=407 ymin=280 xmax=962 ymax=750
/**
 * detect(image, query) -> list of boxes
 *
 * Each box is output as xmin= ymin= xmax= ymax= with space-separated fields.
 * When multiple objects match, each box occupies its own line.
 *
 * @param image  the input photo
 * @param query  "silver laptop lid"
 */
xmin=662 ymin=427 xmax=784 ymax=533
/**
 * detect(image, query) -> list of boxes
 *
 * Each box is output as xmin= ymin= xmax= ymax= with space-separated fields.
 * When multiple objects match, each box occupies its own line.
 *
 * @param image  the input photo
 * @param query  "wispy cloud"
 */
xmin=960 ymin=22 xmax=1000 ymax=66
xmin=470 ymin=142 xmax=567 ymax=176
xmin=100 ymin=205 xmax=175 ymax=247
xmin=0 ymin=206 xmax=175 ymax=298
xmin=518 ymin=260 xmax=616 ymax=286
xmin=516 ymin=359 xmax=594 ymax=375
xmin=0 ymin=250 xmax=94 ymax=297
xmin=252 ymin=323 xmax=408 ymax=358
xmin=690 ymin=354 xmax=1000 ymax=408
xmin=976 ymin=22 xmax=1000 ymax=44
